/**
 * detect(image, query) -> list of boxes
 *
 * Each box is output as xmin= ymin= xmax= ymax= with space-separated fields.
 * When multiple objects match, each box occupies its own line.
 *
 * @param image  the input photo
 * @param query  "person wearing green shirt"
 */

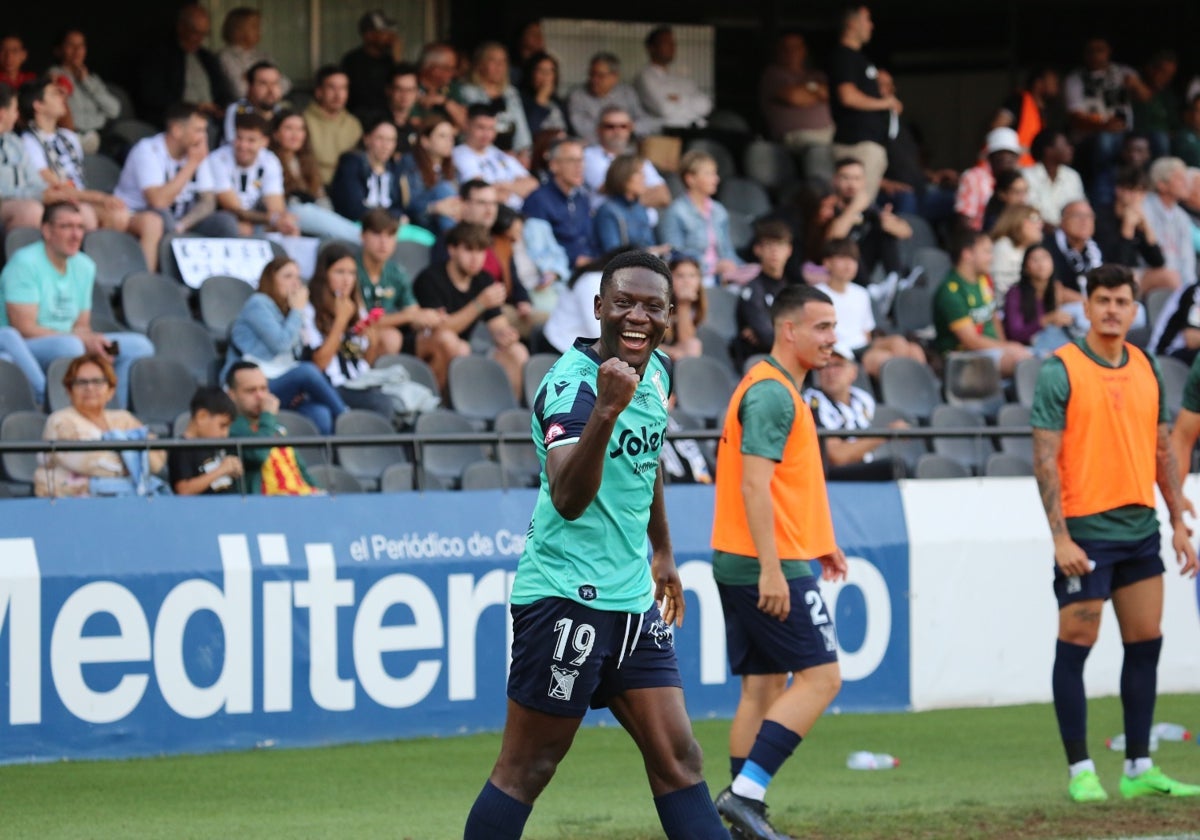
xmin=932 ymin=228 xmax=1031 ymax=375
xmin=224 ymin=360 xmax=317 ymax=495
xmin=1169 ymin=346 xmax=1200 ymax=480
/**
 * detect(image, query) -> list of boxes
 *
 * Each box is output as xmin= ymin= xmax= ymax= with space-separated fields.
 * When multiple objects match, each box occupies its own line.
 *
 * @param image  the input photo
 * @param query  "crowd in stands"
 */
xmin=5 ymin=3 xmax=1200 ymax=495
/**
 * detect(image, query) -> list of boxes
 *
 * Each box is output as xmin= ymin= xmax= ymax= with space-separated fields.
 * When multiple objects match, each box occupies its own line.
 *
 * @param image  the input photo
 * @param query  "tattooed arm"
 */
xmin=1032 ymin=427 xmax=1091 ymax=577
xmin=1156 ymin=422 xmax=1199 ymax=577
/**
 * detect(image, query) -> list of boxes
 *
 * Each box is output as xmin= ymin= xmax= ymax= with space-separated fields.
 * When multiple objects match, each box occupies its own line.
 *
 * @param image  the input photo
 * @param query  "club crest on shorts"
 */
xmin=578 ymin=584 xmax=597 ymax=601
xmin=548 ymin=664 xmax=580 ymax=701
xmin=648 ymin=617 xmax=675 ymax=649
xmin=1066 ymin=575 xmax=1082 ymax=595
xmin=819 ymin=624 xmax=837 ymax=653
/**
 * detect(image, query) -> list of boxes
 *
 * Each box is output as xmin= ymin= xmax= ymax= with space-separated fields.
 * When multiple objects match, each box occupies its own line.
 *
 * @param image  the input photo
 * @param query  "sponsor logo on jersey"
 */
xmin=548 ymin=665 xmax=579 ymax=701
xmin=544 ymin=423 xmax=566 ymax=445
xmin=578 ymin=584 xmax=597 ymax=601
xmin=553 ymin=380 xmax=569 ymax=395
xmin=608 ymin=425 xmax=664 ymax=459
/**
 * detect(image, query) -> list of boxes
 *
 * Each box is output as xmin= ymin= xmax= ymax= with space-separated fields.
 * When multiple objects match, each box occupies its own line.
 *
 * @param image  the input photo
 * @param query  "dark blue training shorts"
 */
xmin=1053 ymin=532 xmax=1165 ymax=608
xmin=718 ymin=576 xmax=840 ymax=675
xmin=507 ymin=597 xmax=682 ymax=717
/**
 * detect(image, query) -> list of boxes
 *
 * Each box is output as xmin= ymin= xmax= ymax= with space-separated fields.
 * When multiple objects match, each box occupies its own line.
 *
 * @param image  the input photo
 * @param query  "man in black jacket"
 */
xmin=138 ymin=5 xmax=233 ymax=126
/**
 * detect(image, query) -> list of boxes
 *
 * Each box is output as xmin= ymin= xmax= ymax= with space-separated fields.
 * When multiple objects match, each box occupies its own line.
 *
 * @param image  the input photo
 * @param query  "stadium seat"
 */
xmin=334 ymin=409 xmax=407 ymax=491
xmin=742 ymin=140 xmax=797 ymax=194
xmin=447 ymin=355 xmax=518 ymax=429
xmin=106 ymin=118 xmax=157 ymax=147
xmin=742 ymin=353 xmax=769 ymax=373
xmin=105 ymin=81 xmax=134 ymax=119
xmin=495 ymin=406 xmax=539 ymax=487
xmin=128 ymin=357 xmax=196 ymax=435
xmin=461 ymin=458 xmax=507 ymax=490
xmin=1014 ymin=357 xmax=1043 ymax=407
xmin=930 ymin=404 xmax=990 ymax=474
xmin=914 ymin=453 xmax=970 ymax=479
xmin=727 ymin=213 xmax=753 ymax=251
xmin=414 ymin=409 xmax=488 ymax=490
xmin=996 ymin=403 xmax=1033 ymax=461
xmin=985 ymin=453 xmax=1034 ymax=477
xmin=91 ymin=284 xmax=125 ymax=332
xmin=82 ymin=153 xmax=122 ymax=193
xmin=879 ymin=357 xmax=942 ymax=423
xmin=685 ymin=137 xmax=737 ymax=179
xmin=380 ymin=461 xmax=415 ymax=492
xmin=911 ymin=246 xmax=952 ymax=286
xmin=1158 ymin=354 xmax=1189 ymax=420
xmin=870 ymin=404 xmax=926 ymax=471
xmin=667 ymin=407 xmax=717 ymax=479
xmin=675 ymin=356 xmax=739 ymax=427
xmin=0 ymin=359 xmax=38 ymax=420
xmin=664 ymin=172 xmax=685 ymax=199
xmin=275 ymin=409 xmax=330 ymax=466
xmin=943 ymin=352 xmax=1004 ymax=418
xmin=45 ymin=358 xmax=72 ymax=413
xmin=900 ymin=213 xmax=937 ymax=250
xmin=522 ymin=352 xmax=560 ymax=408
xmin=4 ymin=226 xmax=40 ymax=259
xmin=707 ymin=110 xmax=752 ymax=134
xmin=1 ymin=409 xmax=47 ymax=490
xmin=375 ymin=353 xmax=441 ymax=397
xmin=718 ymin=177 xmax=772 ymax=221
xmin=892 ymin=284 xmax=934 ymax=336
xmin=696 ymin=324 xmax=734 ymax=368
xmin=391 ymin=240 xmax=433 ymax=278
xmin=703 ymin=286 xmax=739 ymax=342
xmin=149 ymin=316 xmax=219 ymax=386
xmin=172 ymin=409 xmax=192 ymax=437
xmin=84 ymin=229 xmax=149 ymax=292
xmin=198 ymin=275 xmax=255 ymax=342
xmin=308 ymin=463 xmax=366 ymax=494
xmin=1144 ymin=287 xmax=1174 ymax=330
xmin=120 ymin=271 xmax=191 ymax=333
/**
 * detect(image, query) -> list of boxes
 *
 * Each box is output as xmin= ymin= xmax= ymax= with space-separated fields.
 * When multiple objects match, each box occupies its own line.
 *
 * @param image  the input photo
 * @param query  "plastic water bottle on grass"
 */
xmin=847 ymin=751 xmax=899 ymax=770
xmin=1150 ymin=723 xmax=1191 ymax=742
xmin=1106 ymin=733 xmax=1159 ymax=751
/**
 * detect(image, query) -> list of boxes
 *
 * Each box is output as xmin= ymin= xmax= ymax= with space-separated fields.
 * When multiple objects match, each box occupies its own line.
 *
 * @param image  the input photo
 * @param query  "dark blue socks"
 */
xmin=730 ymin=756 xmax=746 ymax=781
xmin=732 ymin=719 xmax=803 ymax=800
xmin=654 ymin=781 xmax=731 ymax=840
xmin=1121 ymin=636 xmax=1162 ymax=760
xmin=1053 ymin=639 xmax=1092 ymax=764
xmin=464 ymin=780 xmax=531 ymax=840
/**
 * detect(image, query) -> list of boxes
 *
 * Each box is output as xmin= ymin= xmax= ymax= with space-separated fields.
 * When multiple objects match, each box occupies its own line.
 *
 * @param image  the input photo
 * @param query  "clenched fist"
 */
xmin=595 ymin=357 xmax=639 ymax=417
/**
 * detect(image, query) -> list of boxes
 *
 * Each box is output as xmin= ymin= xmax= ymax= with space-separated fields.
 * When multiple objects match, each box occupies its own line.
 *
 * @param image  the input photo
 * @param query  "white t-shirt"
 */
xmin=451 ymin=143 xmax=530 ymax=209
xmin=301 ymin=303 xmax=369 ymax=388
xmin=22 ymin=128 xmax=86 ymax=188
xmin=817 ymin=281 xmax=875 ymax=350
xmin=114 ymin=133 xmax=217 ymax=218
xmin=543 ymin=270 xmax=602 ymax=354
xmin=206 ymin=145 xmax=284 ymax=211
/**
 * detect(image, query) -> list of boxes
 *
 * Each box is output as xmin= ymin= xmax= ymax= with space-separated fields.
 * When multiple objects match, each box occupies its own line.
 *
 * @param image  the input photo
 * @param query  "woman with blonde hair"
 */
xmin=659 ymin=150 xmax=742 ymax=285
xmin=461 ymin=41 xmax=532 ymax=157
xmin=989 ymin=202 xmax=1044 ymax=298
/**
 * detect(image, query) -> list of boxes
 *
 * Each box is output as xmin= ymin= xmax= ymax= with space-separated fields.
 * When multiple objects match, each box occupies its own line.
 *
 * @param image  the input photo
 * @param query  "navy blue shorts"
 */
xmin=1052 ymin=532 xmax=1165 ymax=608
xmin=718 ymin=576 xmax=840 ymax=675
xmin=507 ymin=597 xmax=682 ymax=717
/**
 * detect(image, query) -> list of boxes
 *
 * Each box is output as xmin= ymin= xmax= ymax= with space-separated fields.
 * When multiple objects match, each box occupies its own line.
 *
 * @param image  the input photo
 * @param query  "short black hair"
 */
xmin=0 ymin=80 xmax=14 ymax=110
xmin=599 ymin=249 xmax=672 ymax=297
xmin=17 ymin=76 xmax=54 ymax=123
xmin=390 ymin=61 xmax=419 ymax=82
xmin=314 ymin=64 xmax=348 ymax=88
xmin=645 ymin=25 xmax=671 ymax=48
xmin=1085 ymin=264 xmax=1137 ymax=299
xmin=753 ymin=218 xmax=793 ymax=246
xmin=467 ymin=102 xmax=498 ymax=121
xmin=233 ymin=111 xmax=269 ymax=135
xmin=834 ymin=156 xmax=864 ymax=172
xmin=224 ymin=360 xmax=261 ymax=389
xmin=1116 ymin=165 xmax=1151 ymax=192
xmin=164 ymin=102 xmax=202 ymax=128
xmin=950 ymin=228 xmax=989 ymax=262
xmin=459 ymin=177 xmax=491 ymax=200
xmin=190 ymin=386 xmax=237 ymax=419
xmin=361 ymin=113 xmax=397 ymax=137
xmin=1029 ymin=129 xmax=1063 ymax=163
xmin=445 ymin=221 xmax=491 ymax=250
xmin=245 ymin=60 xmax=277 ymax=88
xmin=770 ymin=283 xmax=832 ymax=322
xmin=823 ymin=237 xmax=861 ymax=261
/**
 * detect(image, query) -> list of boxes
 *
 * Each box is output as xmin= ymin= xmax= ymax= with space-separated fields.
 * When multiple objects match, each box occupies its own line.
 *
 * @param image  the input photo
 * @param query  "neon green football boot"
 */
xmin=1120 ymin=766 xmax=1200 ymax=798
xmin=1068 ymin=769 xmax=1109 ymax=802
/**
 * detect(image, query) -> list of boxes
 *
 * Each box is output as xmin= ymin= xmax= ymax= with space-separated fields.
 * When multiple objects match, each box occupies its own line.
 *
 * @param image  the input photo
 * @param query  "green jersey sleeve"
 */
xmin=738 ymin=379 xmax=796 ymax=462
xmin=1030 ymin=356 xmax=1070 ymax=430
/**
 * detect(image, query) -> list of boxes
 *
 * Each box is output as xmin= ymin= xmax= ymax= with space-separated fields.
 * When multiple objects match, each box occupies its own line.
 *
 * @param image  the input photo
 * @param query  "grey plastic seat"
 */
xmin=91 ymin=284 xmax=124 ymax=332
xmin=199 ymin=275 xmax=255 ymax=341
xmin=496 ymin=406 xmax=539 ymax=487
xmin=1014 ymin=357 xmax=1043 ymax=408
xmin=275 ymin=409 xmax=330 ymax=465
xmin=0 ymin=359 xmax=38 ymax=420
xmin=461 ymin=458 xmax=507 ymax=490
xmin=4 ymin=226 xmax=40 ymax=259
xmin=742 ymin=353 xmax=769 ymax=373
xmin=675 ymin=355 xmax=739 ymax=427
xmin=107 ymin=118 xmax=157 ymax=146
xmin=696 ymin=324 xmax=734 ymax=369
xmin=718 ymin=177 xmax=772 ymax=220
xmin=703 ymin=286 xmax=739 ymax=342
xmin=1145 ymin=287 xmax=1174 ymax=329
xmin=915 ymin=453 xmax=971 ymax=479
xmin=893 ymin=284 xmax=934 ymax=335
xmin=308 ymin=463 xmax=366 ymax=494
xmin=879 ymin=357 xmax=942 ymax=423
xmin=996 ymin=403 xmax=1033 ymax=460
xmin=149 ymin=316 xmax=219 ymax=385
xmin=375 ymin=352 xmax=440 ymax=395
xmin=45 ymin=358 xmax=73 ymax=413
xmin=985 ymin=453 xmax=1034 ymax=477
xmin=83 ymin=153 xmax=122 ymax=193
xmin=415 ymin=409 xmax=488 ymax=489
xmin=1157 ymin=354 xmax=1189 ymax=420
xmin=391 ymin=240 xmax=432 ymax=278
xmin=120 ymin=271 xmax=190 ymax=333
xmin=1 ymin=410 xmax=47 ymax=487
xmin=742 ymin=140 xmax=798 ymax=193
xmin=930 ymin=404 xmax=990 ymax=474
xmin=911 ymin=246 xmax=952 ymax=286
xmin=380 ymin=461 xmax=415 ymax=492
xmin=172 ymin=409 xmax=192 ymax=437
xmin=84 ymin=229 xmax=149 ymax=292
xmin=944 ymin=352 xmax=1004 ymax=418
xmin=448 ymin=355 xmax=518 ymax=428
xmin=128 ymin=357 xmax=196 ymax=434
xmin=870 ymin=404 xmax=926 ymax=471
xmin=685 ymin=137 xmax=737 ymax=179
xmin=727 ymin=213 xmax=753 ymax=250
xmin=522 ymin=352 xmax=560 ymax=408
xmin=334 ymin=409 xmax=406 ymax=491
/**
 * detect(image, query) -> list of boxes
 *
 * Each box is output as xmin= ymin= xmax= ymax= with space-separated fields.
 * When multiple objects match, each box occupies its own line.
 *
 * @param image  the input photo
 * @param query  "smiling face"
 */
xmin=421 ymin=119 xmax=457 ymax=159
xmin=233 ymin=127 xmax=266 ymax=167
xmin=273 ymin=114 xmax=306 ymax=153
xmin=248 ymin=66 xmax=283 ymax=109
xmin=783 ymin=300 xmax=838 ymax=372
xmin=594 ymin=267 xmax=672 ymax=373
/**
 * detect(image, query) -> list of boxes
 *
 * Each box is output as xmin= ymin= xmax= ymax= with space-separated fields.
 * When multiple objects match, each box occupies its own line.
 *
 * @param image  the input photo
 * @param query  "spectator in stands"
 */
xmin=634 ymin=25 xmax=712 ymax=132
xmin=0 ymin=36 xmax=34 ymax=91
xmin=170 ymin=386 xmax=244 ymax=495
xmin=114 ymin=103 xmax=238 ymax=243
xmin=217 ymin=7 xmax=291 ymax=101
xmin=522 ymin=137 xmax=596 ymax=266
xmin=341 ymin=10 xmax=401 ymax=120
xmin=0 ymin=202 xmax=153 ymax=407
xmin=594 ymin=153 xmax=660 ymax=253
xmin=731 ymin=220 xmax=792 ymax=365
xmin=431 ymin=178 xmax=504 ymax=276
xmin=413 ymin=222 xmax=528 ymax=396
xmin=582 ymin=105 xmax=671 ymax=222
xmin=386 ymin=63 xmax=421 ymax=154
xmin=47 ymin=29 xmax=121 ymax=155
xmin=805 ymin=342 xmax=907 ymax=480
xmin=269 ymin=109 xmax=363 ymax=241
xmin=138 ymin=4 xmax=232 ymax=125
xmin=399 ymin=116 xmax=462 ymax=235
xmin=451 ymin=104 xmax=537 ymax=210
xmin=225 ymin=360 xmax=319 ymax=496
xmin=956 ymin=127 xmax=1022 ymax=231
xmin=462 ymin=42 xmax=532 ymax=158
xmin=982 ymin=169 xmax=1029 ymax=234
xmin=413 ymin=43 xmax=468 ymax=132
xmin=1172 ymin=95 xmax=1200 ymax=169
xmin=509 ymin=20 xmax=545 ymax=88
xmin=32 ymin=352 xmax=166 ymax=497
xmin=1141 ymin=157 xmax=1196 ymax=292
xmin=223 ymin=61 xmax=285 ymax=144
xmin=877 ymin=71 xmax=958 ymax=225
xmin=226 ymin=256 xmax=348 ymax=434
xmin=829 ymin=4 xmax=899 ymax=204
xmin=302 ymin=242 xmax=399 ymax=419
xmin=991 ymin=66 xmax=1062 ymax=168
xmin=660 ymin=149 xmax=742 ymax=286
xmin=1064 ymin=36 xmax=1148 ymax=207
xmin=567 ymin=52 xmax=659 ymax=146
xmin=759 ymin=32 xmax=833 ymax=156
xmin=1046 ymin=199 xmax=1102 ymax=302
xmin=518 ymin=51 xmax=568 ymax=137
xmin=0 ymin=81 xmax=55 ymax=231
xmin=1022 ymin=130 xmax=1086 ymax=227
xmin=1094 ymin=167 xmax=1173 ymax=292
xmin=826 ymin=155 xmax=912 ymax=286
xmin=490 ymin=206 xmax=552 ymax=337
xmin=1132 ymin=50 xmax=1179 ymax=160
xmin=1003 ymin=243 xmax=1073 ymax=353
xmin=990 ymin=203 xmax=1045 ymax=298
xmin=329 ymin=115 xmax=405 ymax=222
xmin=932 ymin=229 xmax=1031 ymax=374
xmin=304 ymin=66 xmax=362 ymax=187
xmin=209 ymin=112 xmax=298 ymax=237
xmin=658 ymin=255 xmax=706 ymax=361
xmin=818 ymin=237 xmax=925 ymax=377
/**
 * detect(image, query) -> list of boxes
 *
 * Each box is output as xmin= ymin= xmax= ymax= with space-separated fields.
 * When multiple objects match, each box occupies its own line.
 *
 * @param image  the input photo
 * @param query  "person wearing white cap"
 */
xmin=955 ymin=126 xmax=1022 ymax=231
